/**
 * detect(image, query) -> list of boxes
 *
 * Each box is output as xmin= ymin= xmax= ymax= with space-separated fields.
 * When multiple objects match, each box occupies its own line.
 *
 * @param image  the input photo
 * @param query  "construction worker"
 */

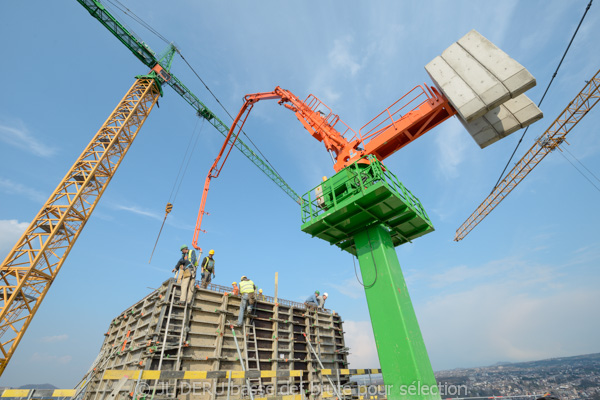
xmin=200 ymin=249 xmax=216 ymax=289
xmin=236 ymin=276 xmax=256 ymax=326
xmin=172 ymin=245 xmax=198 ymax=304
xmin=304 ymin=290 xmax=320 ymax=311
xmin=317 ymin=292 xmax=328 ymax=310
xmin=172 ymin=244 xmax=197 ymax=284
xmin=232 ymin=281 xmax=239 ymax=295
xmin=257 ymin=288 xmax=265 ymax=301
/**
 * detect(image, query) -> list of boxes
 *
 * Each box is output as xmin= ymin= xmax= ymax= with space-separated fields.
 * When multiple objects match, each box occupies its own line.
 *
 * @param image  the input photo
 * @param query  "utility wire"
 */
xmin=558 ymin=146 xmax=600 ymax=193
xmin=491 ymin=0 xmax=593 ymax=193
xmin=562 ymin=145 xmax=600 ymax=185
xmin=352 ymin=229 xmax=378 ymax=289
xmin=149 ymin=119 xmax=206 ymax=263
xmin=106 ymin=0 xmax=290 ymax=191
xmin=171 ymin=118 xmax=206 ymax=204
xmin=176 ymin=53 xmax=287 ymax=183
xmin=105 ymin=0 xmax=170 ymax=45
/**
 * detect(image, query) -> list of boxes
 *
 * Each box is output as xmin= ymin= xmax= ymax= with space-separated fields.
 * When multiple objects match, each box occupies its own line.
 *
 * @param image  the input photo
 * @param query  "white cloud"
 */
xmin=0 ymin=120 xmax=57 ymax=157
xmin=30 ymin=353 xmax=72 ymax=365
xmin=328 ymin=278 xmax=365 ymax=300
xmin=114 ymin=204 xmax=161 ymax=220
xmin=0 ymin=177 xmax=47 ymax=203
xmin=422 ymin=284 xmax=600 ymax=370
xmin=419 ymin=254 xmax=600 ymax=370
xmin=40 ymin=334 xmax=69 ymax=343
xmin=344 ymin=320 xmax=380 ymax=369
xmin=0 ymin=219 xmax=29 ymax=257
xmin=328 ymin=37 xmax=362 ymax=77
xmin=434 ymin=123 xmax=468 ymax=180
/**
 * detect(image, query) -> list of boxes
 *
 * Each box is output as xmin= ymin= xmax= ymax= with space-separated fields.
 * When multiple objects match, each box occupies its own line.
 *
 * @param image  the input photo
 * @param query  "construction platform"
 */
xmin=300 ymin=157 xmax=434 ymax=255
xmin=75 ymin=278 xmax=373 ymax=400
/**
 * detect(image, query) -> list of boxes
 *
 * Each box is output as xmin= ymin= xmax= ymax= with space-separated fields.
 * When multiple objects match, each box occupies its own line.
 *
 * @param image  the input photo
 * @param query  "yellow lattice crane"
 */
xmin=0 ymin=78 xmax=161 ymax=375
xmin=0 ymin=0 xmax=301 ymax=376
xmin=455 ymin=68 xmax=600 ymax=241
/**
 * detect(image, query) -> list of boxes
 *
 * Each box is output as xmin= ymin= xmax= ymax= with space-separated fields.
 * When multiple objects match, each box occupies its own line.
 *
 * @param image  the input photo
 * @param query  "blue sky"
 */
xmin=1 ymin=0 xmax=599 ymax=389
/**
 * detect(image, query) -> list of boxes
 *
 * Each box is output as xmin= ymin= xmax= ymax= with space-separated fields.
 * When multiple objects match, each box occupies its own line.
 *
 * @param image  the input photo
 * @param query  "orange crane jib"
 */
xmin=191 ymin=84 xmax=457 ymax=250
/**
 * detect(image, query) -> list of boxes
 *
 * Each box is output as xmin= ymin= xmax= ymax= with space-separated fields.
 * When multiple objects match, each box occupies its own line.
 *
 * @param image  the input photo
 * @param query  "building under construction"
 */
xmin=74 ymin=278 xmax=374 ymax=400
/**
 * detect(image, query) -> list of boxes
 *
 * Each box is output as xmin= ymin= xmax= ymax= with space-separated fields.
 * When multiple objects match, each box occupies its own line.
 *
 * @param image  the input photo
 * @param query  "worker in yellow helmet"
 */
xmin=236 ymin=276 xmax=256 ymax=326
xmin=172 ymin=244 xmax=198 ymax=304
xmin=257 ymin=288 xmax=265 ymax=301
xmin=232 ymin=281 xmax=239 ymax=296
xmin=200 ymin=249 xmax=216 ymax=289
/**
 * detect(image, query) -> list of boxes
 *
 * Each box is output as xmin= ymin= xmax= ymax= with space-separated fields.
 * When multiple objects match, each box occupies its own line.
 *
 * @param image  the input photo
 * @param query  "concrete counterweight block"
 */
xmin=460 ymin=93 xmax=543 ymax=148
xmin=458 ymin=30 xmax=536 ymax=95
xmin=425 ymin=29 xmax=537 ymax=123
xmin=442 ymin=42 xmax=510 ymax=113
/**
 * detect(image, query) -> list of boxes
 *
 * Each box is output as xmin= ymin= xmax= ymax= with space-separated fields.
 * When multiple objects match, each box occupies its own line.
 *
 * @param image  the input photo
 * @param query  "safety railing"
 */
xmin=205 ymin=282 xmax=335 ymax=313
xmin=301 ymin=156 xmax=432 ymax=227
xmin=304 ymin=93 xmax=358 ymax=142
xmin=358 ymin=84 xmax=433 ymax=144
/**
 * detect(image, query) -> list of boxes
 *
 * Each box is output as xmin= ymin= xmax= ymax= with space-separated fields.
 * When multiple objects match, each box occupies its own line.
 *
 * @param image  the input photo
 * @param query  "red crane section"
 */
xmin=192 ymin=84 xmax=457 ymax=248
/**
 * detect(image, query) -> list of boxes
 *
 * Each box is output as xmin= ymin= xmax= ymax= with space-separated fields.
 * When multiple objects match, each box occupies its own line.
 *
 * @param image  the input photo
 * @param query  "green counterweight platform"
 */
xmin=301 ymin=157 xmax=440 ymax=400
xmin=300 ymin=157 xmax=434 ymax=255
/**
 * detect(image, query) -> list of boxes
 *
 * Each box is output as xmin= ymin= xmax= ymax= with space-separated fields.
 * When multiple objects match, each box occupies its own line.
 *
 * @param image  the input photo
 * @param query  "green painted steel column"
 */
xmin=354 ymin=224 xmax=440 ymax=400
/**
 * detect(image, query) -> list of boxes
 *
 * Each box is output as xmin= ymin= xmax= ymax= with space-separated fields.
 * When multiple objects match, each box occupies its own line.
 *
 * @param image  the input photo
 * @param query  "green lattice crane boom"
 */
xmin=77 ymin=0 xmax=300 ymax=203
xmin=0 ymin=0 xmax=300 ymax=377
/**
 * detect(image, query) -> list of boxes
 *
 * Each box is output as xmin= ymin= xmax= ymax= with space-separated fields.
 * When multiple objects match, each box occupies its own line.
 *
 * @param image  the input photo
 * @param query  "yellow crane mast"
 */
xmin=0 ymin=78 xmax=161 ymax=375
xmin=455 ymin=68 xmax=600 ymax=241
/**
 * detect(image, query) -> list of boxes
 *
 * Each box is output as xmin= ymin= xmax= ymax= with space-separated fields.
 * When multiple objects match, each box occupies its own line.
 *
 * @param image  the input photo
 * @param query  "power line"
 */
xmin=558 ymin=146 xmax=600 ymax=193
xmin=491 ymin=0 xmax=594 ymax=193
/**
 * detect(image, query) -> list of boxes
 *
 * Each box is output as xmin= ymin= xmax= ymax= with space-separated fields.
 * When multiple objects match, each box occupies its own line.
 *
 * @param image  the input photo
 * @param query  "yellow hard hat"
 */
xmin=232 ymin=282 xmax=237 ymax=285
xmin=209 ymin=249 xmax=215 ymax=255
xmin=259 ymin=289 xmax=263 ymax=293
xmin=241 ymin=275 xmax=247 ymax=280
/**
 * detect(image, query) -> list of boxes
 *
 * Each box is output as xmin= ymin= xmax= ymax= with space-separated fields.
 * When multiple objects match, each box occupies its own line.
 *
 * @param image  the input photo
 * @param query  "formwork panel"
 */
xmin=81 ymin=279 xmax=349 ymax=400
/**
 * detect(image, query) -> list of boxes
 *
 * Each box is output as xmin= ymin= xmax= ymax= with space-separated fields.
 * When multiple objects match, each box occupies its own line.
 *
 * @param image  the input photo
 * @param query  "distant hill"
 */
xmin=489 ymin=352 xmax=600 ymax=369
xmin=17 ymin=384 xmax=58 ymax=390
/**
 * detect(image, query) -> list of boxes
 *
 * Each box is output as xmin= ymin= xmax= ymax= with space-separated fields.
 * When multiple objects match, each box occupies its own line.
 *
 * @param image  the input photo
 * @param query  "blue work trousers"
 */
xmin=237 ymin=292 xmax=255 ymax=325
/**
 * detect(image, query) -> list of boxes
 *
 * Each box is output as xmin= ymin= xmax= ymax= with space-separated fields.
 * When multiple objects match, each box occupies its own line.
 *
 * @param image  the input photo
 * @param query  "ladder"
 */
xmin=150 ymin=279 xmax=192 ymax=399
xmin=172 ymin=291 xmax=194 ymax=398
xmin=243 ymin=321 xmax=263 ymax=393
xmin=230 ymin=325 xmax=255 ymax=400
xmin=303 ymin=332 xmax=343 ymax=400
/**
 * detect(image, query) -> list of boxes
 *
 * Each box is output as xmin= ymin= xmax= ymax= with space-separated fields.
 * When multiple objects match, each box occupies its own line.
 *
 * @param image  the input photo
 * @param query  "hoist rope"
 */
xmin=491 ymin=0 xmax=593 ymax=193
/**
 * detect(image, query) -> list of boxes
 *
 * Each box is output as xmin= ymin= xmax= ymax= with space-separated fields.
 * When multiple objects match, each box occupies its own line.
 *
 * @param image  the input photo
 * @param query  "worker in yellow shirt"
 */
xmin=236 ymin=276 xmax=256 ymax=326
xmin=257 ymin=289 xmax=265 ymax=301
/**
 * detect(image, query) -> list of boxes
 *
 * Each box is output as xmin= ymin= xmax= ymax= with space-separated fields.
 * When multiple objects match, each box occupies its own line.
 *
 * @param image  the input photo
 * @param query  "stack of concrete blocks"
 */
xmin=80 ymin=278 xmax=349 ymax=400
xmin=426 ymin=30 xmax=543 ymax=148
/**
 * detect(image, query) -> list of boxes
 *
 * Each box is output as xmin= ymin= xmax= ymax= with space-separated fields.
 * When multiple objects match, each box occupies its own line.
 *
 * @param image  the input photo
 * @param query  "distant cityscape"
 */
xmin=4 ymin=353 xmax=600 ymax=399
xmin=436 ymin=353 xmax=600 ymax=399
